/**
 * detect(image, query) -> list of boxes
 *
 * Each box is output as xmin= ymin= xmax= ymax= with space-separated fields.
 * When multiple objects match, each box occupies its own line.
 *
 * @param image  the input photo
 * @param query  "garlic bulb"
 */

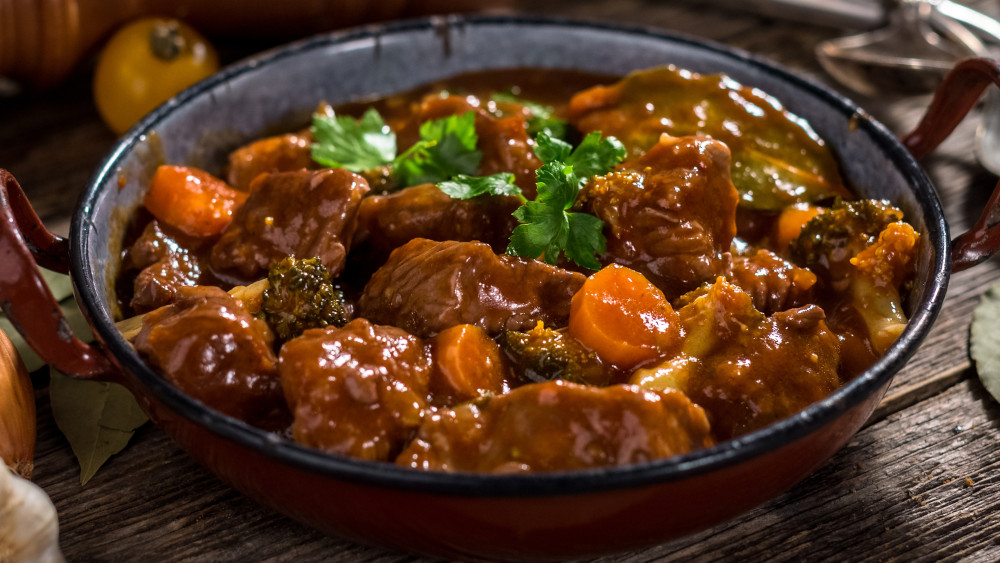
xmin=0 ymin=329 xmax=35 ymax=478
xmin=0 ymin=462 xmax=64 ymax=562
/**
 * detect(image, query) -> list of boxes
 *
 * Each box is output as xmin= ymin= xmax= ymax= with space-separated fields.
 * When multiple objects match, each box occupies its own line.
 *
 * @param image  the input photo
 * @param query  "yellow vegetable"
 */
xmin=93 ymin=17 xmax=219 ymax=135
xmin=0 ymin=329 xmax=34 ymax=479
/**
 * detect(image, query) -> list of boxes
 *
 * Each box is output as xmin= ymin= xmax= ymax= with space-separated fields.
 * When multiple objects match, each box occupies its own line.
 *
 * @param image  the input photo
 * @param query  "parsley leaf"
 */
xmin=394 ymin=111 xmax=482 ymax=186
xmin=310 ymin=108 xmax=396 ymax=172
xmin=490 ymin=92 xmax=570 ymax=141
xmin=536 ymin=131 xmax=627 ymax=179
xmin=438 ymin=173 xmax=522 ymax=199
xmin=506 ymin=132 xmax=625 ymax=268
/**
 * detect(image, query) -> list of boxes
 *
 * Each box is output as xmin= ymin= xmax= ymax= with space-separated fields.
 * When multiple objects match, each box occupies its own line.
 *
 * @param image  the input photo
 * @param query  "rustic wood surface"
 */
xmin=3 ymin=0 xmax=1000 ymax=561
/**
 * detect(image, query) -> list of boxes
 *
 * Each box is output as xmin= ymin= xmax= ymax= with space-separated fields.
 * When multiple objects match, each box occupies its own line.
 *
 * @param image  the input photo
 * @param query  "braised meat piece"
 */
xmin=395 ymin=94 xmax=542 ymax=195
xmin=133 ymin=286 xmax=287 ymax=429
xmin=226 ymin=132 xmax=317 ymax=192
xmin=123 ymin=220 xmax=210 ymax=314
xmin=279 ymin=318 xmax=432 ymax=461
xmin=633 ymin=279 xmax=841 ymax=440
xmin=728 ymin=248 xmax=817 ymax=314
xmin=358 ymin=239 xmax=586 ymax=337
xmin=210 ymin=168 xmax=369 ymax=281
xmin=352 ymin=183 xmax=520 ymax=262
xmin=396 ymin=380 xmax=713 ymax=472
xmin=579 ymin=134 xmax=739 ymax=299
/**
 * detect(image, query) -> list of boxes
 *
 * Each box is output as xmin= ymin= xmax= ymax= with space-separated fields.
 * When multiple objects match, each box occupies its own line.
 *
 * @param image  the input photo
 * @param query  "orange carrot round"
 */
xmin=569 ymin=264 xmax=680 ymax=370
xmin=773 ymin=202 xmax=824 ymax=252
xmin=144 ymin=165 xmax=247 ymax=238
xmin=429 ymin=324 xmax=507 ymax=404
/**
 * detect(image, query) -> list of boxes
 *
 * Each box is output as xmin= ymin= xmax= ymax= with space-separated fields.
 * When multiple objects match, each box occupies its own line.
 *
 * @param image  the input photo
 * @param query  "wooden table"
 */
xmin=4 ymin=1 xmax=1000 ymax=560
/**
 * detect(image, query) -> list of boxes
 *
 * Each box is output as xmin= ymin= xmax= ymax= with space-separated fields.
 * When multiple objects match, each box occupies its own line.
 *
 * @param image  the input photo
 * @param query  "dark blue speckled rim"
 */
xmin=71 ymin=14 xmax=949 ymax=497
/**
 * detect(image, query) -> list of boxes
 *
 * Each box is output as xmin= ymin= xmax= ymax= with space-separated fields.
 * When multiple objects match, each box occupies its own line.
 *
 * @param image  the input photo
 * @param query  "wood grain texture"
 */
xmin=6 ymin=0 xmax=1000 ymax=560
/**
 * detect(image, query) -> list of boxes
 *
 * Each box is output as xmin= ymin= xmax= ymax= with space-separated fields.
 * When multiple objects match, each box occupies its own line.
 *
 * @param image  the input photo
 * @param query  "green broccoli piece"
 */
xmin=790 ymin=198 xmax=904 ymax=291
xmin=499 ymin=322 xmax=609 ymax=386
xmin=258 ymin=256 xmax=349 ymax=343
xmin=790 ymin=198 xmax=919 ymax=355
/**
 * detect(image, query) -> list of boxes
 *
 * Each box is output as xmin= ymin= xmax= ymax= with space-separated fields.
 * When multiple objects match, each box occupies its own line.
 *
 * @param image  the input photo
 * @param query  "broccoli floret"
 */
xmin=499 ymin=322 xmax=609 ymax=386
xmin=790 ymin=199 xmax=919 ymax=355
xmin=258 ymin=256 xmax=349 ymax=343
xmin=790 ymin=198 xmax=904 ymax=291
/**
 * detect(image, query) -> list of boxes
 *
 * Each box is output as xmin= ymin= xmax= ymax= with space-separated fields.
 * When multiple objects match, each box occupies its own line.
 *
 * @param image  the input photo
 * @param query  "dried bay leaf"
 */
xmin=971 ymin=283 xmax=1000 ymax=404
xmin=49 ymin=368 xmax=148 ymax=485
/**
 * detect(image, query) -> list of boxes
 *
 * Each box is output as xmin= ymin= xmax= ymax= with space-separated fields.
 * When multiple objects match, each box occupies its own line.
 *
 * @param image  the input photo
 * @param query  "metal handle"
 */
xmin=0 ymin=169 xmax=117 ymax=379
xmin=900 ymin=58 xmax=1000 ymax=271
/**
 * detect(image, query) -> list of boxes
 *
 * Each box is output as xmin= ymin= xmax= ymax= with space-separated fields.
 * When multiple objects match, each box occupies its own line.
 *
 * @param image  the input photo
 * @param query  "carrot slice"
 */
xmin=429 ymin=324 xmax=507 ymax=404
xmin=144 ymin=165 xmax=248 ymax=237
xmin=772 ymin=202 xmax=823 ymax=252
xmin=569 ymin=264 xmax=681 ymax=370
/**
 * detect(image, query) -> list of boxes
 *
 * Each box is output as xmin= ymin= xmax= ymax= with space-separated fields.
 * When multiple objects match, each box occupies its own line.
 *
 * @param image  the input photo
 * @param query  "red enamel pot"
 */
xmin=3 ymin=16 xmax=1000 ymax=561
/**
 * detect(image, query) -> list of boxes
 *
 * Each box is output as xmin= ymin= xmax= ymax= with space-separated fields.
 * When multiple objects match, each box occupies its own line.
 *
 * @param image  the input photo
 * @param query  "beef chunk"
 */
xmin=210 ymin=168 xmax=369 ymax=281
xmin=352 ymin=183 xmax=520 ymax=261
xmin=396 ymin=380 xmax=713 ymax=472
xmin=358 ymin=239 xmax=585 ymax=337
xmin=634 ymin=279 xmax=841 ymax=440
xmin=124 ymin=220 xmax=209 ymax=314
xmin=279 ymin=318 xmax=432 ymax=461
xmin=134 ymin=286 xmax=286 ymax=429
xmin=226 ymin=133 xmax=317 ymax=192
xmin=728 ymin=248 xmax=817 ymax=314
xmin=580 ymin=134 xmax=739 ymax=299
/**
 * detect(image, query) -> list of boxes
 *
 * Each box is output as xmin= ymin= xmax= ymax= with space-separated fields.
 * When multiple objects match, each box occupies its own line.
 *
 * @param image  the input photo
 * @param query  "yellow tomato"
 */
xmin=93 ymin=18 xmax=220 ymax=135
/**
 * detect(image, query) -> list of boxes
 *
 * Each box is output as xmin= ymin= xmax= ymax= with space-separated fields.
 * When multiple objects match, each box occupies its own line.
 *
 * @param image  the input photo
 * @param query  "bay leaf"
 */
xmin=49 ymin=368 xmax=148 ymax=485
xmin=970 ymin=282 xmax=1000 ymax=405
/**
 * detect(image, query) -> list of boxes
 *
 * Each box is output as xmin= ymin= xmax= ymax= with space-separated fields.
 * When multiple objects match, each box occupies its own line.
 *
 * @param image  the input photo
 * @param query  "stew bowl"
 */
xmin=3 ymin=15 xmax=999 ymax=561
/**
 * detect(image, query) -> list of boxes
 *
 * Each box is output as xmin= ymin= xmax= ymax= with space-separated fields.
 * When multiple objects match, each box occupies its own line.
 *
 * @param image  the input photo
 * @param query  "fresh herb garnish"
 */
xmin=438 ymin=173 xmax=521 ymax=199
xmin=310 ymin=108 xmax=397 ymax=172
xmin=310 ymin=109 xmax=482 ymax=188
xmin=394 ymin=111 xmax=482 ymax=186
xmin=437 ymin=130 xmax=626 ymax=270
xmin=491 ymin=91 xmax=570 ymax=141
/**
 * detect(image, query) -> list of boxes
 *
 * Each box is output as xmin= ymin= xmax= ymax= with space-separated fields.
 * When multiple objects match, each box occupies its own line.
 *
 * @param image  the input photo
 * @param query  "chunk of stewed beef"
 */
xmin=133 ymin=286 xmax=287 ymax=429
xmin=124 ymin=220 xmax=210 ymax=314
xmin=279 ymin=318 xmax=432 ymax=461
xmin=579 ymin=134 xmax=739 ymax=300
xmin=358 ymin=239 xmax=585 ymax=337
xmin=396 ymin=380 xmax=713 ymax=472
xmin=351 ymin=183 xmax=520 ymax=264
xmin=226 ymin=132 xmax=317 ymax=192
xmin=210 ymin=168 xmax=369 ymax=281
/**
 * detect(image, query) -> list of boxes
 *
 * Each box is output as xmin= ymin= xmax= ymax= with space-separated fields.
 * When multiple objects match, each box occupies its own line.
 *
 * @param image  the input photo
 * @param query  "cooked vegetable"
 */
xmin=94 ymin=18 xmax=219 ymax=135
xmin=143 ymin=165 xmax=247 ymax=238
xmin=567 ymin=65 xmax=852 ymax=210
xmin=772 ymin=202 xmax=825 ymax=252
xmin=569 ymin=264 xmax=681 ymax=369
xmin=0 ymin=329 xmax=34 ymax=479
xmin=0 ymin=462 xmax=63 ymax=563
xmin=258 ymin=256 xmax=349 ymax=343
xmin=429 ymin=325 xmax=508 ymax=403
xmin=791 ymin=199 xmax=919 ymax=354
xmin=499 ymin=322 xmax=608 ymax=386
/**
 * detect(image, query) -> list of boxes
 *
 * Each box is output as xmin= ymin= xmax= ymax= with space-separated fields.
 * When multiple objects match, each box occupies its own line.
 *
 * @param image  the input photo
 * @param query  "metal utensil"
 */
xmin=814 ymin=0 xmax=983 ymax=97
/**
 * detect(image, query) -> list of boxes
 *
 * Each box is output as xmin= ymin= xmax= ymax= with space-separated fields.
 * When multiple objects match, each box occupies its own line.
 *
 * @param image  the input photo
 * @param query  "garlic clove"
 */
xmin=0 ymin=462 xmax=64 ymax=563
xmin=0 ymin=328 xmax=35 ymax=478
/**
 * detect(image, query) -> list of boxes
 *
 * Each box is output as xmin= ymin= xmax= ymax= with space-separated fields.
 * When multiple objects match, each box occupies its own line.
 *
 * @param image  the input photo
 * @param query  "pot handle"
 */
xmin=0 ymin=169 xmax=116 ymax=379
xmin=900 ymin=57 xmax=1000 ymax=272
